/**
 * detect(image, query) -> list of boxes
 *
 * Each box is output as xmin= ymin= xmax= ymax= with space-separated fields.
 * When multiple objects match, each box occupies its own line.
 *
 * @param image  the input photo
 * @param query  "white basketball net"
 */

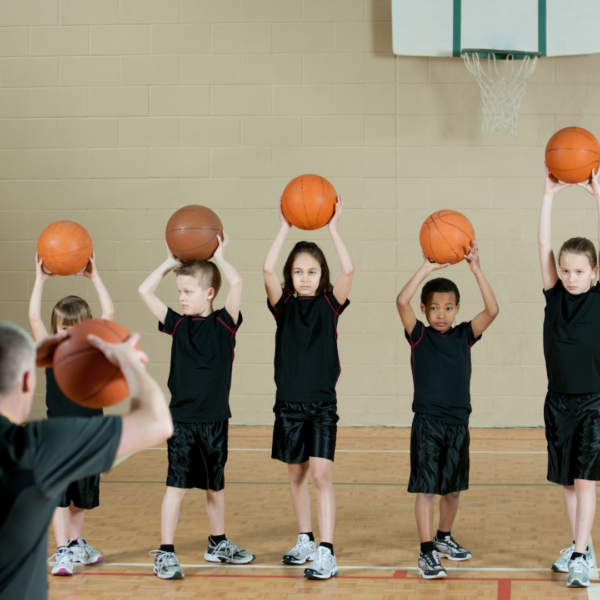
xmin=462 ymin=51 xmax=538 ymax=138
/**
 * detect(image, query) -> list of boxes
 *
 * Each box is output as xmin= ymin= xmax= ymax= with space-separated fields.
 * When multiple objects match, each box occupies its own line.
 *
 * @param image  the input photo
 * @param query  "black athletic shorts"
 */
xmin=57 ymin=475 xmax=100 ymax=510
xmin=167 ymin=421 xmax=228 ymax=491
xmin=408 ymin=413 xmax=470 ymax=495
xmin=545 ymin=391 xmax=600 ymax=485
xmin=272 ymin=400 xmax=339 ymax=464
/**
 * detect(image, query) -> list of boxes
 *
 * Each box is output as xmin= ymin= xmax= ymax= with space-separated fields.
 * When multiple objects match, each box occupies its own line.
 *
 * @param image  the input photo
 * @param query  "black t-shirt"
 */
xmin=159 ymin=307 xmax=241 ymax=423
xmin=0 ymin=414 xmax=121 ymax=600
xmin=543 ymin=280 xmax=600 ymax=394
xmin=405 ymin=320 xmax=481 ymax=425
xmin=45 ymin=368 xmax=103 ymax=419
xmin=268 ymin=291 xmax=350 ymax=404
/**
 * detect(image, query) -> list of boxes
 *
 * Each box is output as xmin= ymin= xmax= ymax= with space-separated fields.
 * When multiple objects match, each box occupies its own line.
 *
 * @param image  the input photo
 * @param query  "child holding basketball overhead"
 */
xmin=396 ymin=244 xmax=498 ymax=580
xmin=262 ymin=197 xmax=353 ymax=581
xmin=28 ymin=251 xmax=114 ymax=576
xmin=538 ymin=165 xmax=600 ymax=588
xmin=138 ymin=233 xmax=254 ymax=580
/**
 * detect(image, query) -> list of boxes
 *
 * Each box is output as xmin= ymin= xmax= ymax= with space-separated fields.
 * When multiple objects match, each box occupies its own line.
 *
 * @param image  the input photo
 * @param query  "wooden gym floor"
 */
xmin=47 ymin=426 xmax=600 ymax=600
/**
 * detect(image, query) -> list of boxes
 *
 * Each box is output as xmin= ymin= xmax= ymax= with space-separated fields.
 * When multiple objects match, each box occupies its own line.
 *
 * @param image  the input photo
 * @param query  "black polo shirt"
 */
xmin=45 ymin=367 xmax=103 ymax=419
xmin=159 ymin=307 xmax=241 ymax=423
xmin=0 ymin=414 xmax=121 ymax=600
xmin=268 ymin=290 xmax=350 ymax=404
xmin=543 ymin=280 xmax=600 ymax=394
xmin=405 ymin=320 xmax=481 ymax=425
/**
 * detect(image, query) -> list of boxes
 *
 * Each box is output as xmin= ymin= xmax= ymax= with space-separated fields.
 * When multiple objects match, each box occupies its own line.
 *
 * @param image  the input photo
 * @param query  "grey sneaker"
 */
xmin=48 ymin=546 xmax=73 ymax=576
xmin=417 ymin=550 xmax=447 ymax=580
xmin=282 ymin=534 xmax=317 ymax=565
xmin=434 ymin=535 xmax=472 ymax=561
xmin=69 ymin=538 xmax=103 ymax=565
xmin=150 ymin=550 xmax=184 ymax=580
xmin=304 ymin=546 xmax=338 ymax=580
xmin=204 ymin=538 xmax=256 ymax=564
xmin=551 ymin=543 xmax=594 ymax=573
xmin=568 ymin=555 xmax=590 ymax=588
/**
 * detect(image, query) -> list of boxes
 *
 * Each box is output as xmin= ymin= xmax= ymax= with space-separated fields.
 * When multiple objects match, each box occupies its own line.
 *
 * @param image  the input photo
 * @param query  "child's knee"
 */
xmin=288 ymin=463 xmax=309 ymax=485
xmin=444 ymin=491 xmax=460 ymax=501
xmin=166 ymin=486 xmax=187 ymax=500
xmin=574 ymin=479 xmax=596 ymax=493
xmin=311 ymin=469 xmax=332 ymax=490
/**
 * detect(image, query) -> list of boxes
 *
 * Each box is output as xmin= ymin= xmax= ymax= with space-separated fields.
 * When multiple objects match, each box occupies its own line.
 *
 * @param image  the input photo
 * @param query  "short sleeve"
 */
xmin=460 ymin=321 xmax=482 ymax=347
xmin=324 ymin=291 xmax=350 ymax=316
xmin=30 ymin=416 xmax=122 ymax=499
xmin=158 ymin=306 xmax=183 ymax=335
xmin=405 ymin=320 xmax=425 ymax=346
xmin=543 ymin=279 xmax=563 ymax=303
xmin=267 ymin=290 xmax=289 ymax=318
xmin=216 ymin=307 xmax=243 ymax=334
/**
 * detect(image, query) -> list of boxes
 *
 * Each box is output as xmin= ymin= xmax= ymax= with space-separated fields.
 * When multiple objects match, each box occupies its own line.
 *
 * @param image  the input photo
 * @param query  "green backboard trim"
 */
xmin=538 ymin=0 xmax=547 ymax=56
xmin=453 ymin=0 xmax=461 ymax=57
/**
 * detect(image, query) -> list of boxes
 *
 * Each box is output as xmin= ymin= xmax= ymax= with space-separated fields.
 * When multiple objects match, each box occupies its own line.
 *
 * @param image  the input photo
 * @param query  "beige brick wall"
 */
xmin=0 ymin=1 xmax=593 ymax=427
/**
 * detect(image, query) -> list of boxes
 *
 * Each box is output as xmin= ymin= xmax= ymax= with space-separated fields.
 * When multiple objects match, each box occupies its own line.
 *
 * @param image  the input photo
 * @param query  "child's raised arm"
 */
xmin=577 ymin=167 xmax=600 ymax=256
xmin=28 ymin=253 xmax=53 ymax=341
xmin=138 ymin=244 xmax=181 ymax=325
xmin=212 ymin=232 xmax=243 ymax=325
xmin=76 ymin=251 xmax=114 ymax=320
xmin=263 ymin=199 xmax=291 ymax=308
xmin=539 ymin=165 xmax=571 ymax=290
xmin=328 ymin=197 xmax=354 ymax=305
xmin=465 ymin=243 xmax=499 ymax=339
xmin=396 ymin=255 xmax=449 ymax=336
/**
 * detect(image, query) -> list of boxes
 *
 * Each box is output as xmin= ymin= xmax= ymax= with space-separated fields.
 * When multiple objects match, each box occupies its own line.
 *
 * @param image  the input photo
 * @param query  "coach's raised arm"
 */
xmin=0 ymin=321 xmax=172 ymax=600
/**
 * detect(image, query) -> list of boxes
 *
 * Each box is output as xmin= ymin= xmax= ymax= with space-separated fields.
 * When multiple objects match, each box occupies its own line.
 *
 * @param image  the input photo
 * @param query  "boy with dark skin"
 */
xmin=397 ymin=242 xmax=499 ymax=579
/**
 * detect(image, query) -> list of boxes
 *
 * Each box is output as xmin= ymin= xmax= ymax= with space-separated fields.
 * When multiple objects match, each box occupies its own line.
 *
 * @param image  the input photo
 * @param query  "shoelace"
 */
xmin=215 ymin=540 xmax=241 ymax=560
xmin=560 ymin=546 xmax=574 ymax=557
xmin=74 ymin=542 xmax=103 ymax=559
xmin=149 ymin=550 xmax=179 ymax=569
xmin=47 ymin=549 xmax=72 ymax=566
xmin=571 ymin=557 xmax=588 ymax=574
xmin=428 ymin=551 xmax=442 ymax=568
xmin=444 ymin=537 xmax=464 ymax=552
xmin=311 ymin=547 xmax=331 ymax=570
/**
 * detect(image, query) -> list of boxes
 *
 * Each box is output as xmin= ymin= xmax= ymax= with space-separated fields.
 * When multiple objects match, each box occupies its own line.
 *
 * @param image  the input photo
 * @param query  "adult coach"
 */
xmin=0 ymin=321 xmax=173 ymax=600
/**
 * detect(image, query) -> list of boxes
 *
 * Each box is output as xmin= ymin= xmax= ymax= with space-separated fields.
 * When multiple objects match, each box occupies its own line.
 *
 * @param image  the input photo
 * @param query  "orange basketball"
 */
xmin=37 ymin=221 xmax=93 ymax=276
xmin=166 ymin=205 xmax=223 ymax=262
xmin=419 ymin=210 xmax=475 ymax=265
xmin=53 ymin=319 xmax=134 ymax=409
xmin=281 ymin=174 xmax=337 ymax=230
xmin=545 ymin=127 xmax=600 ymax=183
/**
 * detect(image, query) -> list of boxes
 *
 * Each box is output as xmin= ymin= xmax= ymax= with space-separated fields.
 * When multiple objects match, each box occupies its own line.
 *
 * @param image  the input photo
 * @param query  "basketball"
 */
xmin=165 ymin=205 xmax=223 ymax=262
xmin=53 ymin=319 xmax=134 ymax=409
xmin=545 ymin=127 xmax=600 ymax=183
xmin=281 ymin=174 xmax=337 ymax=230
xmin=37 ymin=220 xmax=93 ymax=276
xmin=419 ymin=210 xmax=475 ymax=265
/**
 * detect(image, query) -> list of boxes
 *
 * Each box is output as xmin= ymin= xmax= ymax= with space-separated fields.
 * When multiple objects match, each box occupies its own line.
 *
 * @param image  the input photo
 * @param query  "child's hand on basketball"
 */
xmin=577 ymin=167 xmax=600 ymax=197
xmin=165 ymin=242 xmax=182 ymax=267
xmin=35 ymin=253 xmax=54 ymax=281
xmin=328 ymin=196 xmax=343 ymax=231
xmin=422 ymin=252 xmax=450 ymax=272
xmin=464 ymin=242 xmax=482 ymax=275
xmin=278 ymin=197 xmax=291 ymax=231
xmin=87 ymin=332 xmax=149 ymax=368
xmin=544 ymin=164 xmax=571 ymax=195
xmin=213 ymin=231 xmax=229 ymax=259
xmin=76 ymin=250 xmax=97 ymax=279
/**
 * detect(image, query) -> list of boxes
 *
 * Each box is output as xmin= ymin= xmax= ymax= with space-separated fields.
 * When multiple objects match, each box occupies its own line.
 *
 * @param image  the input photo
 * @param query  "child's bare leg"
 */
xmin=309 ymin=457 xmax=335 ymax=543
xmin=573 ymin=479 xmax=596 ymax=553
xmin=438 ymin=491 xmax=460 ymax=533
xmin=161 ymin=486 xmax=187 ymax=545
xmin=206 ymin=489 xmax=225 ymax=537
xmin=288 ymin=462 xmax=312 ymax=533
xmin=68 ymin=504 xmax=85 ymax=542
xmin=562 ymin=485 xmax=577 ymax=541
xmin=415 ymin=493 xmax=435 ymax=542
xmin=52 ymin=507 xmax=70 ymax=548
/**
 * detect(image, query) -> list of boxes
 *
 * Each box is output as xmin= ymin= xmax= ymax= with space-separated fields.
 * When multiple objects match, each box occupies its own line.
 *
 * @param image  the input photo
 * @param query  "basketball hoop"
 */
xmin=462 ymin=49 xmax=540 ymax=138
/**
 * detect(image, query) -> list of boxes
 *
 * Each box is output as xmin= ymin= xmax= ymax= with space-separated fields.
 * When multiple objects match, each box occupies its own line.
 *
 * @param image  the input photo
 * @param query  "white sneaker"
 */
xmin=48 ymin=547 xmax=73 ymax=576
xmin=551 ymin=543 xmax=594 ymax=573
xmin=150 ymin=550 xmax=184 ymax=580
xmin=282 ymin=534 xmax=317 ymax=565
xmin=304 ymin=546 xmax=338 ymax=580
xmin=69 ymin=538 xmax=103 ymax=565
xmin=568 ymin=555 xmax=590 ymax=588
xmin=204 ymin=538 xmax=256 ymax=564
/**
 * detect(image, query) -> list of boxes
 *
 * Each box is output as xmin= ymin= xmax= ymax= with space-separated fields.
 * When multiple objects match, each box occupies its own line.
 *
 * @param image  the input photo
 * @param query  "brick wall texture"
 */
xmin=1 ymin=0 xmax=595 ymax=426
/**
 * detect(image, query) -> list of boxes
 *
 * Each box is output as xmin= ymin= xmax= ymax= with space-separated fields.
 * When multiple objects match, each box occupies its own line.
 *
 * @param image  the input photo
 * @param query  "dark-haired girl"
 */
xmin=539 ymin=166 xmax=600 ymax=588
xmin=263 ymin=197 xmax=353 ymax=580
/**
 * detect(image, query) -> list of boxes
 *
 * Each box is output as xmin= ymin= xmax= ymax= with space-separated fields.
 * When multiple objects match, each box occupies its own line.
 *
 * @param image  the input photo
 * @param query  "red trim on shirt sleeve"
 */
xmin=272 ymin=295 xmax=291 ymax=319
xmin=407 ymin=323 xmax=424 ymax=348
xmin=324 ymin=293 xmax=342 ymax=316
xmin=162 ymin=317 xmax=184 ymax=336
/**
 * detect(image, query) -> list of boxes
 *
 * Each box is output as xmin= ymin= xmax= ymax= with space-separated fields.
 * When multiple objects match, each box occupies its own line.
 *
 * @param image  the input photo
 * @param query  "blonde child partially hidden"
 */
xmin=28 ymin=251 xmax=114 ymax=576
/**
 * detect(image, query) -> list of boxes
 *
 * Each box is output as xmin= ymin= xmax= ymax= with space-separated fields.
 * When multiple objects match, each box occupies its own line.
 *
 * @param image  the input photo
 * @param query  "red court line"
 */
xmin=497 ymin=579 xmax=511 ymax=600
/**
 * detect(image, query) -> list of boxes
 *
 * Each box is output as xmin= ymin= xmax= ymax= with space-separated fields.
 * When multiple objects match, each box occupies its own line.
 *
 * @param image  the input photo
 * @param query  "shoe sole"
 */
xmin=304 ymin=568 xmax=338 ymax=580
xmin=567 ymin=580 xmax=589 ymax=588
xmin=51 ymin=569 xmax=73 ymax=576
xmin=204 ymin=552 xmax=256 ymax=565
xmin=551 ymin=559 xmax=594 ymax=573
xmin=153 ymin=568 xmax=184 ymax=580
xmin=282 ymin=553 xmax=316 ymax=565
xmin=416 ymin=566 xmax=447 ymax=579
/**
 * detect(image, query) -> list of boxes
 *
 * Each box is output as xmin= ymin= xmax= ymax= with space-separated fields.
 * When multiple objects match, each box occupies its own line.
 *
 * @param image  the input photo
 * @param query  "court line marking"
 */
xmin=100 ymin=481 xmax=556 ymax=487
xmin=143 ymin=448 xmax=547 ymax=455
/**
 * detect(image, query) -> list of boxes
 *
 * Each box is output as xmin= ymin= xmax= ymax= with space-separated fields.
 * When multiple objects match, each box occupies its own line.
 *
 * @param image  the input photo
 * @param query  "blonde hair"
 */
xmin=558 ymin=237 xmax=598 ymax=271
xmin=174 ymin=261 xmax=221 ymax=296
xmin=50 ymin=295 xmax=92 ymax=333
